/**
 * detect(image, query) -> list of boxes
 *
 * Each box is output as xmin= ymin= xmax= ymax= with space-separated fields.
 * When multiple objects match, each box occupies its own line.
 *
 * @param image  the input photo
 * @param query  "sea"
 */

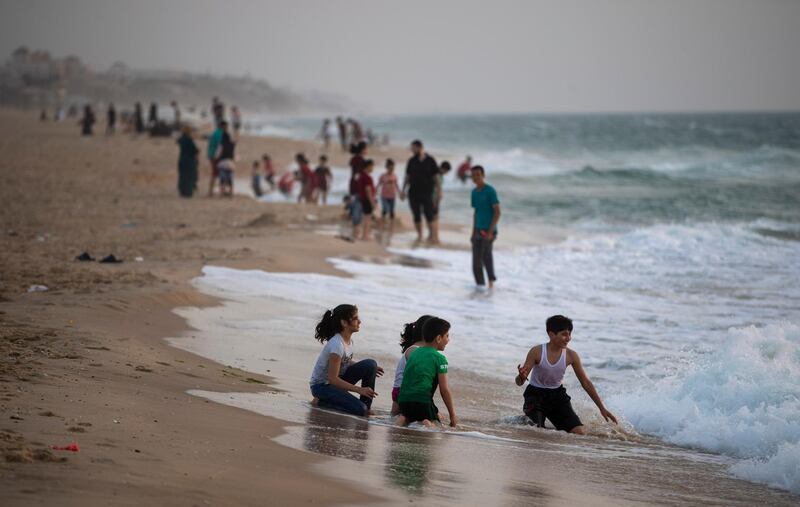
xmin=172 ymin=112 xmax=800 ymax=503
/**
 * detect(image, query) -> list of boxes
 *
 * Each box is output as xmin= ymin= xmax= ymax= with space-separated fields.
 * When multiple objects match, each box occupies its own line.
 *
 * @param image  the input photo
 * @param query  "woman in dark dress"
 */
xmin=134 ymin=102 xmax=145 ymax=134
xmin=177 ymin=126 xmax=199 ymax=197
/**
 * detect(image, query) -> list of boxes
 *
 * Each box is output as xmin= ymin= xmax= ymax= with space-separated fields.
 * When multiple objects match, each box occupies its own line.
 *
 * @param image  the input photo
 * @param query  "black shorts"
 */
xmin=408 ymin=192 xmax=434 ymax=224
xmin=361 ymin=198 xmax=373 ymax=216
xmin=523 ymin=385 xmax=582 ymax=432
xmin=398 ymin=401 xmax=439 ymax=423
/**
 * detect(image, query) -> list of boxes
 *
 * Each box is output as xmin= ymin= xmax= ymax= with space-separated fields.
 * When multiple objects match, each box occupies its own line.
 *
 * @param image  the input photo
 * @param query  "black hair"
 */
xmin=320 ymin=154 xmax=328 ymax=161
xmin=262 ymin=154 xmax=270 ymax=160
xmin=364 ymin=158 xmax=374 ymax=168
xmin=399 ymin=315 xmax=434 ymax=352
xmin=422 ymin=317 xmax=450 ymax=343
xmin=471 ymin=165 xmax=485 ymax=175
xmin=253 ymin=160 xmax=259 ymax=167
xmin=411 ymin=139 xmax=423 ymax=148
xmin=440 ymin=161 xmax=451 ymax=171
xmin=386 ymin=158 xmax=394 ymax=167
xmin=546 ymin=315 xmax=573 ymax=334
xmin=315 ymin=304 xmax=358 ymax=343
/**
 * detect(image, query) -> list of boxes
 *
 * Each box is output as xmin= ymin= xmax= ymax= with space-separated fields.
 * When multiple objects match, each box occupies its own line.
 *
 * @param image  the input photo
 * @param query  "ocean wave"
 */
xmin=609 ymin=322 xmax=800 ymax=494
xmin=469 ymin=144 xmax=800 ymax=182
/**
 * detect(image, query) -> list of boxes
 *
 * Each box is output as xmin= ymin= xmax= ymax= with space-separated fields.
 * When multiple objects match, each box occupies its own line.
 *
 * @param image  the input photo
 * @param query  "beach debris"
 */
xmin=113 ymin=419 xmax=120 ymax=424
xmin=52 ymin=443 xmax=80 ymax=452
xmin=99 ymin=254 xmax=123 ymax=264
xmin=121 ymin=222 xmax=137 ymax=229
xmin=27 ymin=285 xmax=49 ymax=293
xmin=6 ymin=229 xmax=17 ymax=236
xmin=305 ymin=214 xmax=319 ymax=222
xmin=134 ymin=256 xmax=144 ymax=262
xmin=75 ymin=252 xmax=95 ymax=262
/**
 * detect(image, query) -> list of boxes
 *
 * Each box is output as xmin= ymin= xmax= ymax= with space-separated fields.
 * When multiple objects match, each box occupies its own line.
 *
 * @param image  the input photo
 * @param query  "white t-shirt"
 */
xmin=309 ymin=334 xmax=353 ymax=387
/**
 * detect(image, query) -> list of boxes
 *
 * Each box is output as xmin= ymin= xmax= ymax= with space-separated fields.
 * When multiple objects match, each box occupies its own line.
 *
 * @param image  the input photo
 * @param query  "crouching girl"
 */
xmin=309 ymin=304 xmax=384 ymax=416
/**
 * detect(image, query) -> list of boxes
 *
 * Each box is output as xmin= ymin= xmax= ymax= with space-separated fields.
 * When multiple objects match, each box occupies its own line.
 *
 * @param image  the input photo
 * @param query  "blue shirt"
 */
xmin=471 ymin=183 xmax=499 ymax=231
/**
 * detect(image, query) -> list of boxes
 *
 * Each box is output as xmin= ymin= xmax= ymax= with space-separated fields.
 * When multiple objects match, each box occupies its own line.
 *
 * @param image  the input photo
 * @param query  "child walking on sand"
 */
xmin=314 ymin=155 xmax=333 ymax=204
xmin=391 ymin=315 xmax=433 ymax=416
xmin=353 ymin=159 xmax=377 ymax=240
xmin=515 ymin=315 xmax=618 ymax=434
xmin=262 ymin=154 xmax=275 ymax=190
xmin=309 ymin=305 xmax=384 ymax=416
xmin=397 ymin=317 xmax=457 ymax=428
xmin=377 ymin=159 xmax=402 ymax=239
xmin=251 ymin=160 xmax=263 ymax=197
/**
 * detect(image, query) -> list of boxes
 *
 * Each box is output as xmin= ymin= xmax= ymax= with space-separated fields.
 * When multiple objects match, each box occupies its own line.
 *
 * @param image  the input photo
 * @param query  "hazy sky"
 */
xmin=1 ymin=0 xmax=799 ymax=113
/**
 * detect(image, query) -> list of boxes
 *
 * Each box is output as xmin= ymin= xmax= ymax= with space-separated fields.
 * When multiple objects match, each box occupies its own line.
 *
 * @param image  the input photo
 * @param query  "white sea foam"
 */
xmin=193 ymin=218 xmax=799 ymax=493
xmin=610 ymin=323 xmax=800 ymax=493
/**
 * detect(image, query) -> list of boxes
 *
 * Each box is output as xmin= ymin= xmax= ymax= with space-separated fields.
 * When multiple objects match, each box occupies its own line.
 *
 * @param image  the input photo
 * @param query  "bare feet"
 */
xmin=310 ymin=397 xmax=319 ymax=407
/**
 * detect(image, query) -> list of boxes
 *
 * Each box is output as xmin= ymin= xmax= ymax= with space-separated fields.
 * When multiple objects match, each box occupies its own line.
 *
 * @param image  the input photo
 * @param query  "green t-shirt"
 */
xmin=397 ymin=346 xmax=448 ymax=404
xmin=471 ymin=183 xmax=499 ymax=232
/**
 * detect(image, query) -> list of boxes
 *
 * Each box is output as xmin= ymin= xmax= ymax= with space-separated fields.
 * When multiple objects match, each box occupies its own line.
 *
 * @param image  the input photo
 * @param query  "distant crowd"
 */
xmin=57 ymin=96 xmax=502 ymax=288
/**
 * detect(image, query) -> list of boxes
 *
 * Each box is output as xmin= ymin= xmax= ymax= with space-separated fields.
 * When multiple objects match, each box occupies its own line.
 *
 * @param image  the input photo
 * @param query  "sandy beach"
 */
xmin=2 ymin=109 xmax=799 ymax=506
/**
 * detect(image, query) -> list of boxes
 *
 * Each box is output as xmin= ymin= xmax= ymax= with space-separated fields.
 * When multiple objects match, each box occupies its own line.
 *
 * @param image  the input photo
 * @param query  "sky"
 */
xmin=1 ymin=0 xmax=799 ymax=114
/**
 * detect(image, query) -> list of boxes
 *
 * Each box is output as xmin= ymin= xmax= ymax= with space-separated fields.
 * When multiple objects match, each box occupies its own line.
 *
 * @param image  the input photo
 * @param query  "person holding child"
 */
xmin=397 ymin=317 xmax=457 ymax=428
xmin=515 ymin=315 xmax=618 ymax=434
xmin=309 ymin=305 xmax=384 ymax=416
xmin=215 ymin=121 xmax=236 ymax=197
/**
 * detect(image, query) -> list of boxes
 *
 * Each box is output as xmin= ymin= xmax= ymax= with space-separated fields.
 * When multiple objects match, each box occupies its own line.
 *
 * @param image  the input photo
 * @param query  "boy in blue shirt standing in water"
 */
xmin=470 ymin=165 xmax=501 ymax=288
xmin=515 ymin=315 xmax=618 ymax=434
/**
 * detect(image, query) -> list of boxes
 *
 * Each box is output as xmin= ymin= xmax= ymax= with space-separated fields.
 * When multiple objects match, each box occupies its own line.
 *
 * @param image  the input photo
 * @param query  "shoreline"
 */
xmin=0 ymin=108 xmax=399 ymax=505
xmin=2 ymin=108 xmax=798 ymax=505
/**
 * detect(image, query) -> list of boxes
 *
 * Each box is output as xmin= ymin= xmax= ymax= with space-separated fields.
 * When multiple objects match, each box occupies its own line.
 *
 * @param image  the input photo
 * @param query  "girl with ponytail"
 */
xmin=309 ymin=304 xmax=384 ymax=416
xmin=390 ymin=315 xmax=433 ymax=415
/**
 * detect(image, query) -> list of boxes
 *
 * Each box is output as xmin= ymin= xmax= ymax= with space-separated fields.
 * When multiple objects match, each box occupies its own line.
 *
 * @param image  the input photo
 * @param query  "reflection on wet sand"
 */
xmin=303 ymin=408 xmax=370 ymax=461
xmin=339 ymin=253 xmax=439 ymax=269
xmin=384 ymin=428 xmax=439 ymax=495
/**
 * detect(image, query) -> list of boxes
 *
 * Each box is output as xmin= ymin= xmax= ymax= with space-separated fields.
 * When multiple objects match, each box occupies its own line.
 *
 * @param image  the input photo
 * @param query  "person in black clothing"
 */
xmin=80 ymin=104 xmax=95 ymax=136
xmin=148 ymin=102 xmax=158 ymax=128
xmin=337 ymin=116 xmax=347 ymax=151
xmin=212 ymin=96 xmax=225 ymax=128
xmin=402 ymin=140 xmax=441 ymax=244
xmin=134 ymin=102 xmax=145 ymax=134
xmin=106 ymin=103 xmax=116 ymax=135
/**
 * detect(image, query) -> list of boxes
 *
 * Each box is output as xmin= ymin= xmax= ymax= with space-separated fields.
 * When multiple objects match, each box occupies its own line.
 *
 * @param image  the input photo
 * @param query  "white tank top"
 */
xmin=530 ymin=343 xmax=567 ymax=389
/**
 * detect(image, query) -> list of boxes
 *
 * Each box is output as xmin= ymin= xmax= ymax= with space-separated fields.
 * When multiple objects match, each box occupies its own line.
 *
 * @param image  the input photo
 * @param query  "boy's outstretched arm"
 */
xmin=571 ymin=351 xmax=618 ymax=424
xmin=438 ymin=373 xmax=458 ymax=427
xmin=515 ymin=346 xmax=538 ymax=386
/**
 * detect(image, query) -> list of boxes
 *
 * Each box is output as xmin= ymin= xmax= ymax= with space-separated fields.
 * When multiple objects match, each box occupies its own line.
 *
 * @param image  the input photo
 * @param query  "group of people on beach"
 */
xmin=320 ymin=117 xmax=388 ymax=152
xmin=310 ymin=306 xmax=618 ymax=434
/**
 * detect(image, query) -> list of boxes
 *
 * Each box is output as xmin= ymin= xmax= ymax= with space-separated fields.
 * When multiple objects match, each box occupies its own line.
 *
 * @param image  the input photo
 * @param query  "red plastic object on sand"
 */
xmin=52 ymin=443 xmax=80 ymax=452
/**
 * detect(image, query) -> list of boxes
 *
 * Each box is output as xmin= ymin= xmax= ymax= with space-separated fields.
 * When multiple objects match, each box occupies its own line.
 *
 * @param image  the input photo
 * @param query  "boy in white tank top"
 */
xmin=514 ymin=315 xmax=618 ymax=434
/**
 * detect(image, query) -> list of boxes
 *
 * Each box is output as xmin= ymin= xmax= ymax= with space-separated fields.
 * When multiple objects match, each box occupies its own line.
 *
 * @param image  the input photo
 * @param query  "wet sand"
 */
xmin=1 ymin=109 xmax=798 ymax=506
xmin=0 ymin=108 xmax=396 ymax=506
